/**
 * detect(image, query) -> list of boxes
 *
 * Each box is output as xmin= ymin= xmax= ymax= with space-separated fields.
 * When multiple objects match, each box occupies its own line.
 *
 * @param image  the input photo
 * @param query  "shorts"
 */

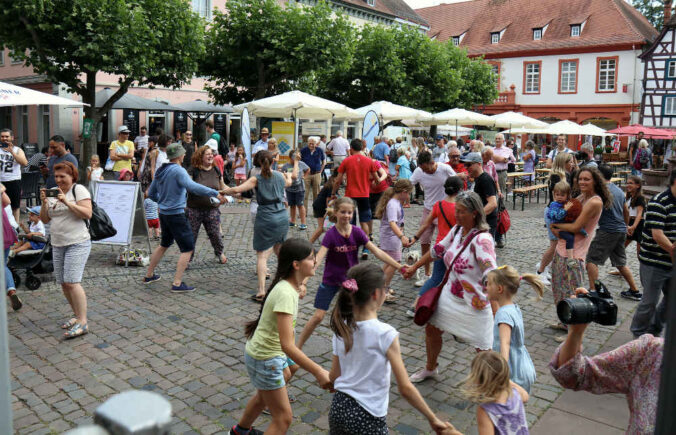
xmin=585 ymin=230 xmax=627 ymax=267
xmin=286 ymin=190 xmax=304 ymax=207
xmin=147 ymin=218 xmax=159 ymax=229
xmin=369 ymin=192 xmax=384 ymax=218
xmin=329 ymin=391 xmax=388 ymax=435
xmin=628 ymin=217 xmax=644 ymax=243
xmin=28 ymin=241 xmax=46 ymax=250
xmin=53 ymin=240 xmax=91 ymax=284
xmin=159 ymin=213 xmax=195 ymax=253
xmin=313 ymin=205 xmax=326 ymax=219
xmin=349 ymin=197 xmax=371 ymax=225
xmin=383 ymin=249 xmax=402 ymax=262
xmin=3 ymin=179 xmax=20 ymax=210
xmin=244 ymin=353 xmax=295 ymax=391
xmin=418 ymin=208 xmax=437 ymax=245
xmin=234 ymin=173 xmax=246 ymax=180
xmin=314 ymin=283 xmax=341 ymax=311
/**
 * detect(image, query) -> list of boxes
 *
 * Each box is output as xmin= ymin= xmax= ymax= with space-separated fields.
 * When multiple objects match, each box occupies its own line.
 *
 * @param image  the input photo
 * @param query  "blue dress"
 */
xmin=253 ymin=172 xmax=289 ymax=251
xmin=396 ymin=156 xmax=412 ymax=179
xmin=492 ymin=304 xmax=536 ymax=392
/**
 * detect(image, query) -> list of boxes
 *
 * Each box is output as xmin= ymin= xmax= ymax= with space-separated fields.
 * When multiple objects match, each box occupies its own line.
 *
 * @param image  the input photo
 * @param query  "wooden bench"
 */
xmin=512 ymin=184 xmax=548 ymax=211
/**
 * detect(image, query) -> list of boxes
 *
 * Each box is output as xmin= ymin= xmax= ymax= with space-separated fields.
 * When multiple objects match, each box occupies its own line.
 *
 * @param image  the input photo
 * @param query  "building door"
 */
xmin=149 ymin=111 xmax=165 ymax=136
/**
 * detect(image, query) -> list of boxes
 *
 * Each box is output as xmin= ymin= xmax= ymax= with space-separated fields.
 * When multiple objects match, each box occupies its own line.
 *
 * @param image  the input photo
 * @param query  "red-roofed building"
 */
xmin=416 ymin=0 xmax=658 ymax=136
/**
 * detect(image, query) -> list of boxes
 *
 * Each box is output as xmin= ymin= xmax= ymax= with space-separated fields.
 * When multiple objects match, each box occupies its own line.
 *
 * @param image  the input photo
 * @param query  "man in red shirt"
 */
xmin=447 ymin=146 xmax=469 ymax=189
xmin=334 ymin=139 xmax=387 ymax=258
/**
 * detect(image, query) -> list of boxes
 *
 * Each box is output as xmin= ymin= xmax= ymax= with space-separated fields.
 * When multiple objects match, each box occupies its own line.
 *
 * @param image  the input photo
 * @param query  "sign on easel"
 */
xmin=93 ymin=181 xmax=151 ymax=265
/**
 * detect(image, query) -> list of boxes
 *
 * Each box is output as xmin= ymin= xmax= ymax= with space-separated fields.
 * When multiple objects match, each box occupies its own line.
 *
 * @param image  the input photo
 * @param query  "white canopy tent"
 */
xmin=233 ymin=90 xmax=359 ymax=120
xmin=354 ymin=101 xmax=432 ymax=124
xmin=436 ymin=125 xmax=474 ymax=136
xmin=542 ymin=120 xmax=587 ymax=136
xmin=430 ymin=108 xmax=494 ymax=137
xmin=0 ymin=81 xmax=86 ymax=107
xmin=580 ymin=123 xmax=614 ymax=138
xmin=490 ymin=111 xmax=548 ymax=130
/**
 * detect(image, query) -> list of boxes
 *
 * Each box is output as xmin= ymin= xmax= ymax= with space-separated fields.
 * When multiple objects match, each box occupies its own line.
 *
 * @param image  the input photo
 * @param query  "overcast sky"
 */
xmin=403 ymin=0 xmax=466 ymax=10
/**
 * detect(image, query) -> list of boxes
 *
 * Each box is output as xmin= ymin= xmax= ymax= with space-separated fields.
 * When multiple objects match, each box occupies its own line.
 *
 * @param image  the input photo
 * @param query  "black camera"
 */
xmin=575 ymin=150 xmax=587 ymax=161
xmin=557 ymin=281 xmax=617 ymax=326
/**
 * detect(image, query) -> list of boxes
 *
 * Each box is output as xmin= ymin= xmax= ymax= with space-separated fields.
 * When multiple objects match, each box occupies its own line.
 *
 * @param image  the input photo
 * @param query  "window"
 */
xmin=9 ymin=51 xmax=22 ymax=65
xmin=664 ymin=96 xmax=676 ymax=116
xmin=487 ymin=61 xmax=501 ymax=90
xmin=20 ymin=106 xmax=28 ymax=144
xmin=596 ymin=56 xmax=618 ymax=92
xmin=491 ymin=32 xmax=500 ymax=44
xmin=0 ymin=108 xmax=11 ymax=130
xmin=559 ymin=59 xmax=578 ymax=93
xmin=191 ymin=0 xmax=211 ymax=19
xmin=571 ymin=25 xmax=581 ymax=37
xmin=452 ymin=36 xmax=460 ymax=46
xmin=366 ymin=0 xmax=375 ymax=6
xmin=40 ymin=105 xmax=50 ymax=146
xmin=533 ymin=28 xmax=542 ymax=40
xmin=523 ymin=61 xmax=541 ymax=94
xmin=0 ymin=51 xmax=4 ymax=66
xmin=667 ymin=60 xmax=676 ymax=79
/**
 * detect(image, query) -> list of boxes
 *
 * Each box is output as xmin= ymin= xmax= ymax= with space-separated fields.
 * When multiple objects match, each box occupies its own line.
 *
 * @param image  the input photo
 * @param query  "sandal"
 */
xmin=64 ymin=323 xmax=88 ymax=339
xmin=385 ymin=294 xmax=398 ymax=304
xmin=61 ymin=318 xmax=77 ymax=329
xmin=250 ymin=294 xmax=265 ymax=303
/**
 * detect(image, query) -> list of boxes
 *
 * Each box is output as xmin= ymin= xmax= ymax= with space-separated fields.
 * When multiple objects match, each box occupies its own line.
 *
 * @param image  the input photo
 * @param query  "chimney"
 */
xmin=666 ymin=0 xmax=672 ymax=25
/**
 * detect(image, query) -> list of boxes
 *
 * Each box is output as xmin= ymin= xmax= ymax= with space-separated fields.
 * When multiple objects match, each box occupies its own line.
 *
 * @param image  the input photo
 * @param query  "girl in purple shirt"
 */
xmin=296 ymin=197 xmax=403 ymax=350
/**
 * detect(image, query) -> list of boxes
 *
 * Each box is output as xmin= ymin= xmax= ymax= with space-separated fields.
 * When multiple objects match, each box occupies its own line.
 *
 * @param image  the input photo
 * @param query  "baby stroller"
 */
xmin=8 ymin=234 xmax=53 ymax=290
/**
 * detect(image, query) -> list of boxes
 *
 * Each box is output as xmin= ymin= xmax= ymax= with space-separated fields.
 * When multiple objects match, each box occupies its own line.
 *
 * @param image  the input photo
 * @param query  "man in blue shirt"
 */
xmin=252 ymin=127 xmax=269 ymax=155
xmin=372 ymin=136 xmax=390 ymax=165
xmin=300 ymin=136 xmax=325 ymax=209
xmin=585 ymin=164 xmax=641 ymax=299
xmin=43 ymin=135 xmax=79 ymax=188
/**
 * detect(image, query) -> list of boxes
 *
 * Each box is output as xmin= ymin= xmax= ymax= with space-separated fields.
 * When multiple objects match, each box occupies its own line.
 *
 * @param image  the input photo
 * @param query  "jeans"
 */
xmin=419 ymin=258 xmax=446 ymax=296
xmin=560 ymin=231 xmax=575 ymax=249
xmin=4 ymin=248 xmax=14 ymax=291
xmin=630 ymin=262 xmax=671 ymax=337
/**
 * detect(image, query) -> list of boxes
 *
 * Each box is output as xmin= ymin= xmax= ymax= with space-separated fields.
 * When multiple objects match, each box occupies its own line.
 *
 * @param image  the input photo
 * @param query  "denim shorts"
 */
xmin=286 ymin=190 xmax=305 ymax=207
xmin=245 ymin=353 xmax=295 ymax=391
xmin=349 ymin=197 xmax=372 ymax=224
xmin=159 ymin=213 xmax=195 ymax=253
xmin=314 ymin=283 xmax=341 ymax=311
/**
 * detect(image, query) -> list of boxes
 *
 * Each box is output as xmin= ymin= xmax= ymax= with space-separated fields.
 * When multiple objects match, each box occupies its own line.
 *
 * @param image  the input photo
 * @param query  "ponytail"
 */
xmin=488 ymin=266 xmax=544 ymax=299
xmin=519 ymin=273 xmax=544 ymax=299
xmin=326 ymin=197 xmax=355 ymax=223
xmin=374 ymin=179 xmax=413 ymax=219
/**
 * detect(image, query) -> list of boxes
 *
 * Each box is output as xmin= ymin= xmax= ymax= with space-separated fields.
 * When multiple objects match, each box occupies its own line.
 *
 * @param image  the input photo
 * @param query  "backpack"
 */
xmin=634 ymin=149 xmax=649 ymax=170
xmin=389 ymin=146 xmax=399 ymax=163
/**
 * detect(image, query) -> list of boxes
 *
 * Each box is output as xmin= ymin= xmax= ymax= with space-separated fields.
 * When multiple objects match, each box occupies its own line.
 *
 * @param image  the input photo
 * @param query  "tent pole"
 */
xmin=0 ymin=210 xmax=11 ymax=434
xmin=294 ymin=109 xmax=299 ymax=149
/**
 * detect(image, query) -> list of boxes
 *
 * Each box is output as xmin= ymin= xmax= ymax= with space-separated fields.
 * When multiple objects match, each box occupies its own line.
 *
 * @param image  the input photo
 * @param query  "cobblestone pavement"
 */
xmin=7 ymin=198 xmax=642 ymax=434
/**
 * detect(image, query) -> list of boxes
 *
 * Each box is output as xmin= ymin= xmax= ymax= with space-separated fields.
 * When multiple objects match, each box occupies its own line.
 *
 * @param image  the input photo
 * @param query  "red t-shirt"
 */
xmin=450 ymin=162 xmax=468 ymax=190
xmin=339 ymin=154 xmax=379 ymax=198
xmin=213 ymin=155 xmax=225 ymax=174
xmin=370 ymin=160 xmax=390 ymax=194
xmin=430 ymin=200 xmax=456 ymax=244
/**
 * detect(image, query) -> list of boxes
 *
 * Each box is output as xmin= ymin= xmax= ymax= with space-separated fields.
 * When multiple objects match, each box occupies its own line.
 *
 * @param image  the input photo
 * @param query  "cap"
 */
xmin=166 ymin=143 xmax=186 ymax=160
xmin=118 ymin=168 xmax=133 ymax=180
xmin=260 ymin=128 xmax=269 ymax=135
xmin=435 ymin=134 xmax=444 ymax=140
xmin=460 ymin=152 xmax=482 ymax=164
xmin=28 ymin=206 xmax=41 ymax=215
xmin=118 ymin=125 xmax=131 ymax=134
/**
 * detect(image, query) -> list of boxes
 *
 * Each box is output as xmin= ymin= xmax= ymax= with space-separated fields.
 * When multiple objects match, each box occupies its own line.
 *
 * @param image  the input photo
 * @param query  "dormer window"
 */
xmin=491 ymin=32 xmax=500 ymax=44
xmin=452 ymin=36 xmax=460 ymax=46
xmin=571 ymin=24 xmax=581 ymax=37
xmin=366 ymin=0 xmax=375 ymax=6
xmin=533 ymin=28 xmax=542 ymax=40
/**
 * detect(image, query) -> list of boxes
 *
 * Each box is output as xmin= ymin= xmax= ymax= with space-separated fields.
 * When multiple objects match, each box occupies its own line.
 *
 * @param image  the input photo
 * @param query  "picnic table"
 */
xmin=607 ymin=161 xmax=627 ymax=174
xmin=507 ymin=172 xmax=535 ymax=191
xmin=535 ymin=168 xmax=551 ymax=174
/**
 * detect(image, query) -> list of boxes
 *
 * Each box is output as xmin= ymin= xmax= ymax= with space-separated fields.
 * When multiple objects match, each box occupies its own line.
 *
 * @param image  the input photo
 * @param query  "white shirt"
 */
xmin=155 ymin=149 xmax=168 ymax=173
xmin=252 ymin=139 xmax=268 ymax=155
xmin=333 ymin=319 xmax=398 ymax=417
xmin=410 ymin=163 xmax=456 ymax=210
xmin=30 ymin=220 xmax=45 ymax=236
xmin=0 ymin=148 xmax=23 ymax=182
xmin=547 ymin=147 xmax=573 ymax=160
xmin=45 ymin=184 xmax=91 ymax=247
xmin=134 ymin=135 xmax=149 ymax=151
xmin=327 ymin=136 xmax=350 ymax=156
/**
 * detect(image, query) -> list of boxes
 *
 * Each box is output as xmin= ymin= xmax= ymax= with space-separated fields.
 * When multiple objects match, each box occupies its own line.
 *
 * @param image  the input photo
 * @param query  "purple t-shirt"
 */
xmin=321 ymin=225 xmax=370 ymax=285
xmin=380 ymin=198 xmax=403 ymax=251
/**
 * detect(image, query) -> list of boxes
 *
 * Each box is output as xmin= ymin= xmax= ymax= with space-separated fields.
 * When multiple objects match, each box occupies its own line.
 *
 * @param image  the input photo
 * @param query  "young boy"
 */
xmin=10 ymin=206 xmax=46 ymax=257
xmin=282 ymin=149 xmax=310 ymax=230
xmin=144 ymin=197 xmax=160 ymax=239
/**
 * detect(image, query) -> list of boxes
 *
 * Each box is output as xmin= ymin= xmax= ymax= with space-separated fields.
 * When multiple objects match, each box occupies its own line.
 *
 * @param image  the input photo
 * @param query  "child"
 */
xmin=309 ymin=170 xmax=338 ymax=244
xmin=11 ymin=206 xmax=45 ymax=257
xmin=463 ymin=351 xmax=529 ymax=435
xmin=546 ymin=180 xmax=587 ymax=267
xmin=234 ymin=146 xmax=247 ymax=186
xmin=144 ymin=197 xmax=160 ymax=239
xmin=296 ymin=197 xmax=404 ymax=349
xmin=374 ymin=179 xmax=414 ymax=302
xmin=267 ymin=137 xmax=279 ymax=170
xmin=282 ymin=149 xmax=310 ymax=230
xmin=328 ymin=263 xmax=456 ymax=435
xmin=87 ymin=154 xmax=104 ymax=193
xmin=230 ymin=238 xmax=331 ymax=435
xmin=118 ymin=168 xmax=133 ymax=181
xmin=486 ymin=265 xmax=544 ymax=392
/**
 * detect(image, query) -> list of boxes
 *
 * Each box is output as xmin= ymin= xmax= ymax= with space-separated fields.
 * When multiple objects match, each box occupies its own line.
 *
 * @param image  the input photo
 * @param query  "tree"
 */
xmin=202 ymin=0 xmax=354 ymax=104
xmin=0 ymin=0 xmax=205 ymax=168
xmin=633 ymin=0 xmax=664 ymax=31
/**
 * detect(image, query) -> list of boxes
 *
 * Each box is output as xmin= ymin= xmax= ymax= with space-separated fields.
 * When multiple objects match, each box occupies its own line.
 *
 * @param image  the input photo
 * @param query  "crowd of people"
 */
xmin=2 ymin=124 xmax=673 ymax=434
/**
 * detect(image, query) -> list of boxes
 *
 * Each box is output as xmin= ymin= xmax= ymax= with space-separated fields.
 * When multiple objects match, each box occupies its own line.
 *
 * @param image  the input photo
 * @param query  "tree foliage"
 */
xmin=633 ymin=0 xmax=664 ymax=31
xmin=202 ymin=0 xmax=354 ymax=103
xmin=0 ymin=0 xmax=205 ymax=165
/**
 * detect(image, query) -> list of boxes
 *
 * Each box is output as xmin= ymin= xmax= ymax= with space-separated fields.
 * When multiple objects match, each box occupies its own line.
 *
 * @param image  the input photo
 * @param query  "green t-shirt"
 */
xmin=245 ymin=280 xmax=299 ymax=360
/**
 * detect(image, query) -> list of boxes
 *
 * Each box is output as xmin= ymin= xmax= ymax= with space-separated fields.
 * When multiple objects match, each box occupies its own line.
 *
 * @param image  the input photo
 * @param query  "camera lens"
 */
xmin=557 ymin=297 xmax=597 ymax=324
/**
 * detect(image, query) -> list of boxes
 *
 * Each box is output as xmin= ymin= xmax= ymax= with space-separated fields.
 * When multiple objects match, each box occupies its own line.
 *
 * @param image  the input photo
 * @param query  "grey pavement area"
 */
xmin=7 ymin=198 xmax=641 ymax=434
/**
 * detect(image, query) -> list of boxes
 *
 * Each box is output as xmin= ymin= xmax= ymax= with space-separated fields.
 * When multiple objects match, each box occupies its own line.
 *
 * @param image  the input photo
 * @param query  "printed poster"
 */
xmin=272 ymin=121 xmax=295 ymax=166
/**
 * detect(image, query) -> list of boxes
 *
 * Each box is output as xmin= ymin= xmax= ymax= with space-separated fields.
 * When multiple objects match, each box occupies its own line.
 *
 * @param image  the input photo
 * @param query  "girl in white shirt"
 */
xmin=328 ymin=263 xmax=458 ymax=435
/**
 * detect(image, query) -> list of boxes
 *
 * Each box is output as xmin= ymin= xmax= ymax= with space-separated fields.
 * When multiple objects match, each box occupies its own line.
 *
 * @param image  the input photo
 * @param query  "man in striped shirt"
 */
xmin=630 ymin=169 xmax=676 ymax=338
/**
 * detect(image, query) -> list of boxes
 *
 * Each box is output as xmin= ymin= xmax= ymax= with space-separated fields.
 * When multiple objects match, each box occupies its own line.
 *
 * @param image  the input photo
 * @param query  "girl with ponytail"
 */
xmin=328 ymin=263 xmax=458 ymax=435
xmin=232 ymin=238 xmax=331 ymax=435
xmin=485 ymin=265 xmax=544 ymax=393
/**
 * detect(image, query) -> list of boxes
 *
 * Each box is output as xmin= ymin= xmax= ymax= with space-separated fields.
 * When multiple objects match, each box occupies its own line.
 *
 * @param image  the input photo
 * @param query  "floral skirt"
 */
xmin=551 ymin=252 xmax=584 ymax=305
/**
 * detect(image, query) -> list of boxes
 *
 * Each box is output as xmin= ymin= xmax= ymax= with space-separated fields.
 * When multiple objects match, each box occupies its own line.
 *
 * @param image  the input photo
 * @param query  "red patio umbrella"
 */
xmin=607 ymin=124 xmax=675 ymax=139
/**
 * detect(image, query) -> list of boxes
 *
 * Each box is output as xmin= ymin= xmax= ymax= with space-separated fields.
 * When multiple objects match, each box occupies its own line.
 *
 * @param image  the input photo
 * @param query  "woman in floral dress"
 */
xmin=407 ymin=191 xmax=498 ymax=383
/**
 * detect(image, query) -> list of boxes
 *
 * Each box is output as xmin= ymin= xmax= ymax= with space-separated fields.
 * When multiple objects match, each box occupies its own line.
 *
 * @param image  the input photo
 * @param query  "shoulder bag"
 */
xmin=414 ymin=227 xmax=485 ymax=326
xmin=73 ymin=184 xmax=117 ymax=241
xmin=437 ymin=200 xmax=453 ymax=228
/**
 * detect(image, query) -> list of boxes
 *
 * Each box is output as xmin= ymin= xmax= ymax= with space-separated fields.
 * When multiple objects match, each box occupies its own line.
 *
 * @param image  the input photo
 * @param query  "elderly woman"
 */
xmin=549 ymin=168 xmax=609 ymax=340
xmin=633 ymin=139 xmax=652 ymax=175
xmin=40 ymin=161 xmax=92 ymax=339
xmin=187 ymin=145 xmax=228 ymax=264
xmin=224 ymin=150 xmax=297 ymax=301
xmin=405 ymin=191 xmax=498 ymax=382
xmin=522 ymin=140 xmax=537 ymax=183
xmin=481 ymin=147 xmax=501 ymax=198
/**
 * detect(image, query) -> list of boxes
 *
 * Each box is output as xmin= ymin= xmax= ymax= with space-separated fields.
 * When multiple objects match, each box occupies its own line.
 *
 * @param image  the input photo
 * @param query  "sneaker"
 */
xmin=496 ymin=240 xmax=505 ymax=249
xmin=410 ymin=367 xmax=439 ymax=383
xmin=361 ymin=248 xmax=370 ymax=260
xmin=7 ymin=290 xmax=22 ymax=311
xmin=621 ymin=290 xmax=642 ymax=301
xmin=229 ymin=426 xmax=264 ymax=435
xmin=171 ymin=282 xmax=196 ymax=293
xmin=289 ymin=222 xmax=296 ymax=228
xmin=415 ymin=275 xmax=431 ymax=287
xmin=405 ymin=308 xmax=416 ymax=318
xmin=536 ymin=271 xmax=551 ymax=286
xmin=143 ymin=274 xmax=161 ymax=284
xmin=8 ymin=250 xmax=15 ymax=258
xmin=298 ymin=224 xmax=307 ymax=230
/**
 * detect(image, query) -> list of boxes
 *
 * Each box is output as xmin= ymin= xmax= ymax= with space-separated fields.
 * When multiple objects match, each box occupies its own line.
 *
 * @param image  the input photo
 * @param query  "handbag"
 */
xmin=497 ymin=198 xmax=511 ymax=235
xmin=104 ymin=158 xmax=115 ymax=171
xmin=414 ymin=227 xmax=485 ymax=326
xmin=73 ymin=184 xmax=117 ymax=241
